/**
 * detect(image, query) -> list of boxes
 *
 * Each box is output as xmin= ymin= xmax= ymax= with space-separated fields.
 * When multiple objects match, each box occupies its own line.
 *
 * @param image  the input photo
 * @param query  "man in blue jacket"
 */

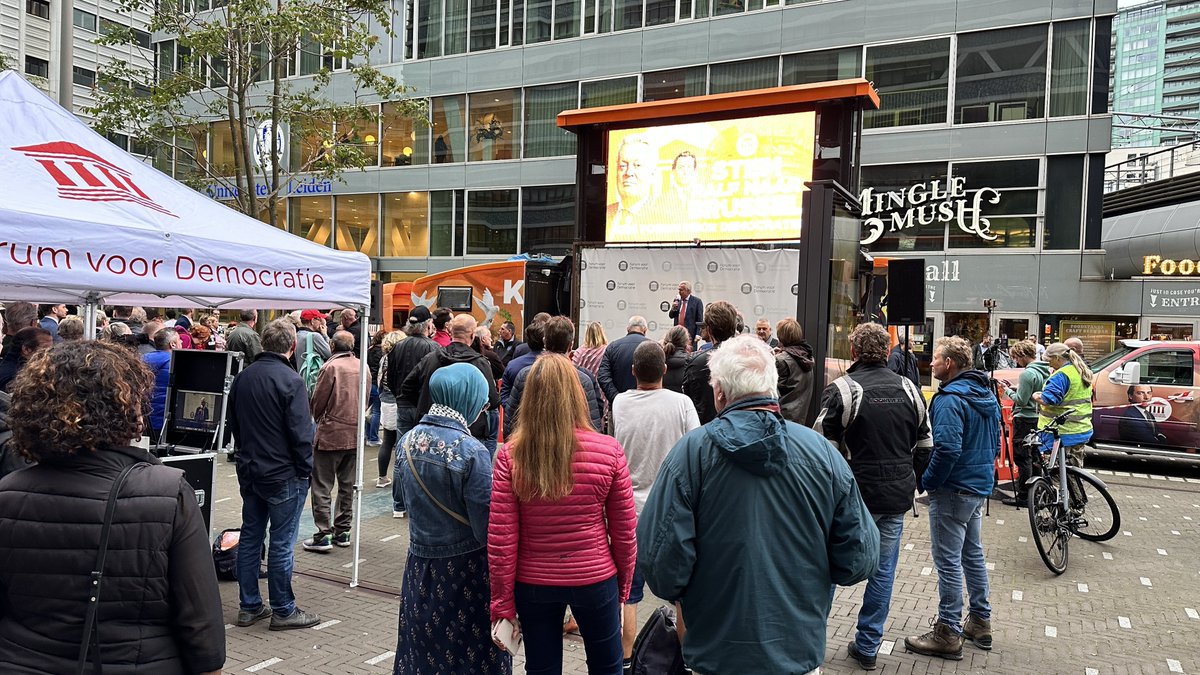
xmin=638 ymin=335 xmax=879 ymax=675
xmin=228 ymin=318 xmax=321 ymax=631
xmin=906 ymin=336 xmax=1001 ymax=661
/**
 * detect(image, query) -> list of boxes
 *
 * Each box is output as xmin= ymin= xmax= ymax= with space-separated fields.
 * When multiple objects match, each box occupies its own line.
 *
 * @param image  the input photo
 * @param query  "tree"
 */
xmin=89 ymin=0 xmax=425 ymax=228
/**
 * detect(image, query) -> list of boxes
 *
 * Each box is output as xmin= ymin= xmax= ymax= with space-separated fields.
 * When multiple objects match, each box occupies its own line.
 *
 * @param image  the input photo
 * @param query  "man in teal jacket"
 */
xmin=906 ymin=336 xmax=1001 ymax=661
xmin=638 ymin=335 xmax=879 ymax=675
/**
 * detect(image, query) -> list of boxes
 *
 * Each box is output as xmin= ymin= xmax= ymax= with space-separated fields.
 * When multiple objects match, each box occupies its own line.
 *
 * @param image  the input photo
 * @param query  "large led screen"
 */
xmin=605 ymin=112 xmax=815 ymax=243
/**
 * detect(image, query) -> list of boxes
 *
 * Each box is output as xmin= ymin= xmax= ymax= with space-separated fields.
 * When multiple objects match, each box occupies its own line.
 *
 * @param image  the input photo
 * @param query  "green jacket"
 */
xmin=1007 ymin=360 xmax=1050 ymax=419
xmin=636 ymin=396 xmax=879 ymax=675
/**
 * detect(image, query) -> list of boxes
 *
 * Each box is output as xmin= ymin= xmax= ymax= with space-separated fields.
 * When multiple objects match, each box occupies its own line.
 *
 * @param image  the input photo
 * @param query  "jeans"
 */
xmin=928 ymin=491 xmax=990 ymax=631
xmin=484 ymin=409 xmax=499 ymax=457
xmin=854 ymin=513 xmax=905 ymax=657
xmin=392 ymin=407 xmax=419 ymax=512
xmin=237 ymin=476 xmax=308 ymax=616
xmin=367 ymin=384 xmax=381 ymax=444
xmin=516 ymin=576 xmax=622 ymax=675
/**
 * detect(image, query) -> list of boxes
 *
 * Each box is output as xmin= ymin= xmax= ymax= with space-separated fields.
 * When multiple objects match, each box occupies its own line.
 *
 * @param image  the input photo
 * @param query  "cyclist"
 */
xmin=1031 ymin=342 xmax=1094 ymax=468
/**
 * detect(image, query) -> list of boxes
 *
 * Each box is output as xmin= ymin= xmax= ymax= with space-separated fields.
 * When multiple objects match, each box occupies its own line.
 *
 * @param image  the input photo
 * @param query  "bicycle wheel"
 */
xmin=1065 ymin=467 xmax=1121 ymax=542
xmin=1027 ymin=479 xmax=1069 ymax=575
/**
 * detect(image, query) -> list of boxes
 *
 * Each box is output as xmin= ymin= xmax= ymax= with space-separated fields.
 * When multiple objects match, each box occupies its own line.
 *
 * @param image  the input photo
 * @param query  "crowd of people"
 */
xmin=0 ymin=288 xmax=1101 ymax=675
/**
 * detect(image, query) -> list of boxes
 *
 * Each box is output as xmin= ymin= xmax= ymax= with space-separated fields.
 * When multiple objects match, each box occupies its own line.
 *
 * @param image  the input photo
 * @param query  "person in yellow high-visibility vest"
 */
xmin=1031 ymin=342 xmax=1094 ymax=467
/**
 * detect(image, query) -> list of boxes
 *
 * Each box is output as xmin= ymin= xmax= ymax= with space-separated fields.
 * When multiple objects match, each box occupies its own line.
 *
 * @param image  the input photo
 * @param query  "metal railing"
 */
xmin=1104 ymin=137 xmax=1200 ymax=192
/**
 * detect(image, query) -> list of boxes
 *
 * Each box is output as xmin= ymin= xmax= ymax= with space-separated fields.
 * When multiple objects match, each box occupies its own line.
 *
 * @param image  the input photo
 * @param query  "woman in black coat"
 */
xmin=662 ymin=325 xmax=692 ymax=393
xmin=0 ymin=341 xmax=225 ymax=675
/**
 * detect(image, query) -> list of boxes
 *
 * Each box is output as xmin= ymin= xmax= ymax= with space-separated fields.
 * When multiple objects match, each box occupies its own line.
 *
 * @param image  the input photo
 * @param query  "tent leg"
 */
xmin=83 ymin=295 xmax=98 ymax=340
xmin=351 ymin=301 xmax=370 ymax=588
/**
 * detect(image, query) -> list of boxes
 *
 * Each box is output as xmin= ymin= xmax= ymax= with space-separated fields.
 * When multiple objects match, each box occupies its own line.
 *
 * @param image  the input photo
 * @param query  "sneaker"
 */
xmin=904 ymin=619 xmax=964 ymax=660
xmin=333 ymin=532 xmax=352 ymax=548
xmin=1001 ymin=496 xmax=1025 ymax=508
xmin=269 ymin=607 xmax=321 ymax=631
xmin=393 ymin=509 xmax=407 ymax=519
xmin=235 ymin=605 xmax=272 ymax=627
xmin=376 ymin=476 xmax=392 ymax=489
xmin=302 ymin=534 xmax=333 ymax=553
xmin=367 ymin=439 xmax=381 ymax=446
xmin=846 ymin=642 xmax=877 ymax=670
xmin=962 ymin=613 xmax=993 ymax=650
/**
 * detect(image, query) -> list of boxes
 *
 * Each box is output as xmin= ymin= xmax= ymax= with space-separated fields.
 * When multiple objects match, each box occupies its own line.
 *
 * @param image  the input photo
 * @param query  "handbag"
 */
xmin=76 ymin=462 xmax=145 ymax=675
xmin=404 ymin=439 xmax=470 ymax=526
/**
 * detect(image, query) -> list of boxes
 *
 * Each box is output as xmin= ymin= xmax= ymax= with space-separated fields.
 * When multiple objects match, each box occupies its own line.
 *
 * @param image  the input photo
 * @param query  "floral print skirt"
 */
xmin=394 ymin=548 xmax=512 ymax=674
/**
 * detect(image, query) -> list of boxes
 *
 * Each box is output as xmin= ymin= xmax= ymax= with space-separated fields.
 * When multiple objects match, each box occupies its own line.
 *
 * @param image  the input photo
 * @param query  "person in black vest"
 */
xmin=0 ymin=341 xmax=225 ymax=673
xmin=682 ymin=301 xmax=738 ymax=424
xmin=814 ymin=322 xmax=932 ymax=671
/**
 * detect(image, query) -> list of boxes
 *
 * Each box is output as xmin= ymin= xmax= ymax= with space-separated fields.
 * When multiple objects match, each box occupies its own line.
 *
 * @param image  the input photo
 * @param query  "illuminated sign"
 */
xmin=1143 ymin=256 xmax=1200 ymax=276
xmin=859 ymin=177 xmax=1001 ymax=246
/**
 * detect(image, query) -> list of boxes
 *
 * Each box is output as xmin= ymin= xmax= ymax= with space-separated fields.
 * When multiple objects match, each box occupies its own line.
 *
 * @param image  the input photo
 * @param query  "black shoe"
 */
xmin=235 ymin=605 xmax=272 ymax=627
xmin=269 ymin=607 xmax=321 ymax=631
xmin=1001 ymin=496 xmax=1025 ymax=508
xmin=847 ymin=642 xmax=877 ymax=670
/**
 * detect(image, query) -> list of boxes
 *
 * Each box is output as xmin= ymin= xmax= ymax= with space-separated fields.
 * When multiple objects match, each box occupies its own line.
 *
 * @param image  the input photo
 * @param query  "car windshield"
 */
xmin=1090 ymin=344 xmax=1135 ymax=372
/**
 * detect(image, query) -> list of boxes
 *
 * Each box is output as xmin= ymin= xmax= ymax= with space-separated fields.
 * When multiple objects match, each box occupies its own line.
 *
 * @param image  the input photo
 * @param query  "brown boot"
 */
xmin=904 ymin=619 xmax=964 ymax=660
xmin=962 ymin=613 xmax=993 ymax=650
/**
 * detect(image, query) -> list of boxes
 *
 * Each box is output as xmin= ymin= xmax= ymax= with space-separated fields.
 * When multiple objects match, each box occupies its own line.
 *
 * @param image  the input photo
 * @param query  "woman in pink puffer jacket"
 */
xmin=489 ymin=353 xmax=636 ymax=675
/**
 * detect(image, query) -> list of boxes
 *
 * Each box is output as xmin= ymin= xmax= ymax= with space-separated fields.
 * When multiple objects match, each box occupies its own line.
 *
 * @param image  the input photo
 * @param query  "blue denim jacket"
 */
xmin=396 ymin=412 xmax=493 ymax=558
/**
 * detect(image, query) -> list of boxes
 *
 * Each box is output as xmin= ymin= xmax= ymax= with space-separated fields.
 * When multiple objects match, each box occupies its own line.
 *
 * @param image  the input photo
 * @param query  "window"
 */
xmin=643 ymin=66 xmax=705 ymax=101
xmin=955 ymin=25 xmax=1047 ymax=124
xmin=73 ymin=8 xmax=98 ymax=31
xmin=555 ymin=0 xmax=580 ymax=38
xmin=445 ymin=0 xmax=468 ymax=54
xmin=24 ymin=56 xmax=49 ymax=79
xmin=209 ymin=122 xmax=237 ymax=176
xmin=133 ymin=28 xmax=152 ymax=50
xmin=105 ymin=131 xmax=130 ymax=151
xmin=523 ymin=83 xmax=577 ymax=158
xmin=864 ymin=39 xmax=950 ymax=129
xmin=1134 ymin=350 xmax=1194 ymax=387
xmin=861 ymin=162 xmax=948 ymax=252
xmin=99 ymin=17 xmax=122 ymax=37
xmin=525 ymin=0 xmax=552 ymax=42
xmin=26 ymin=0 xmax=50 ymax=19
xmin=467 ymin=189 xmax=519 ymax=255
xmin=431 ymin=95 xmax=466 ymax=163
xmin=289 ymin=196 xmax=333 ymax=246
xmin=714 ymin=0 xmax=743 ymax=16
xmin=157 ymin=40 xmax=176 ymax=83
xmin=469 ymin=89 xmax=521 ymax=161
xmin=645 ymin=0 xmax=673 ymax=26
xmin=334 ymin=111 xmax=381 ymax=167
xmin=581 ymin=76 xmax=638 ymax=108
xmin=949 ymin=159 xmax=1039 ymax=249
xmin=72 ymin=66 xmax=96 ymax=87
xmin=470 ymin=0 xmax=497 ymax=50
xmin=383 ymin=192 xmax=430 ymax=256
xmin=782 ymin=48 xmax=861 ymax=86
xmin=522 ymin=185 xmax=575 ymax=255
xmin=615 ymin=0 xmax=641 ymax=30
xmin=418 ymin=0 xmax=443 ymax=57
xmin=381 ymin=100 xmax=430 ymax=166
xmin=430 ymin=190 xmax=464 ymax=256
xmin=1044 ymin=155 xmax=1084 ymax=250
xmin=1093 ymin=17 xmax=1113 ymax=115
xmin=335 ymin=194 xmax=380 ymax=255
xmin=175 ymin=125 xmax=208 ymax=180
xmin=709 ymin=57 xmax=778 ymax=94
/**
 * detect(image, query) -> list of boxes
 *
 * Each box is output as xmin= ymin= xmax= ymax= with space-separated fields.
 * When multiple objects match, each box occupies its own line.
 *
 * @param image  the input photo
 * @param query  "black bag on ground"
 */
xmin=631 ymin=604 xmax=687 ymax=675
xmin=213 ymin=528 xmax=242 ymax=581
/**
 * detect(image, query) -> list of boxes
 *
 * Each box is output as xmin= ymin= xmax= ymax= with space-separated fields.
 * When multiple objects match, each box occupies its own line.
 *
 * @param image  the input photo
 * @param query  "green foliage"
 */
xmin=88 ymin=0 xmax=427 ymax=224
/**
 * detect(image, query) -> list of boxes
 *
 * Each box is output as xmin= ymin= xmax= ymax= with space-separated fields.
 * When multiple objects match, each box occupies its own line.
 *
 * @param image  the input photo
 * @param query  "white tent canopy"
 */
xmin=0 ymin=70 xmax=371 ymax=309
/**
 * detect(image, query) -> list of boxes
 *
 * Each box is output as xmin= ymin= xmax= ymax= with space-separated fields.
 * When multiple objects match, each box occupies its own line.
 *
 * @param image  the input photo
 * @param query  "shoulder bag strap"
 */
xmin=76 ymin=461 xmax=143 ymax=675
xmin=404 ymin=439 xmax=471 ymax=527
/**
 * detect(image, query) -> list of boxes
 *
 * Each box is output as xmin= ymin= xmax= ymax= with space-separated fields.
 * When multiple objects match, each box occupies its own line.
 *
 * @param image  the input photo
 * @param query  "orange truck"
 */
xmin=381 ymin=259 xmax=568 ymax=337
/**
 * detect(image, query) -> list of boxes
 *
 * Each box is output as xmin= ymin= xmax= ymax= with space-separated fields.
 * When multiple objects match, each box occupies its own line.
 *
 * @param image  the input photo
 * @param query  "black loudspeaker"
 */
xmin=887 ymin=258 xmax=926 ymax=325
xmin=369 ymin=279 xmax=383 ymax=323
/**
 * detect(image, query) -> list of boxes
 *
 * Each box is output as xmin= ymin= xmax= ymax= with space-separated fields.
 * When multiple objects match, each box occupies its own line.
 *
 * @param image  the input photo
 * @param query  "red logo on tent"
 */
xmin=12 ymin=141 xmax=177 ymax=217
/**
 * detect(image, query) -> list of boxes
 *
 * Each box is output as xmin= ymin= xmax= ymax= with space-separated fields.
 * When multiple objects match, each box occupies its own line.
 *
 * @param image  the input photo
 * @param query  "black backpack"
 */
xmin=631 ymin=605 xmax=687 ymax=675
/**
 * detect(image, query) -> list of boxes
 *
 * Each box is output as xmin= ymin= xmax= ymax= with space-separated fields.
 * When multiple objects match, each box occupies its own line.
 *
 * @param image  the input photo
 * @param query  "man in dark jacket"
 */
xmin=493 ymin=321 xmax=516 ymax=363
xmin=887 ymin=337 xmax=921 ymax=387
xmin=400 ymin=314 xmax=500 ymax=442
xmin=667 ymin=281 xmax=703 ymax=339
xmin=385 ymin=306 xmax=440 ymax=517
xmin=500 ymin=318 xmax=546 ymax=409
xmin=227 ymin=318 xmax=321 ymax=631
xmin=814 ymin=322 xmax=932 ymax=670
xmin=905 ymin=336 xmax=1001 ymax=661
xmin=338 ymin=308 xmax=364 ymax=351
xmin=0 ymin=327 xmax=52 ymax=393
xmin=504 ymin=316 xmax=603 ymax=438
xmin=682 ymin=301 xmax=738 ymax=424
xmin=639 ymin=335 xmax=878 ymax=675
xmin=597 ymin=315 xmax=650 ymax=404
xmin=225 ymin=309 xmax=263 ymax=363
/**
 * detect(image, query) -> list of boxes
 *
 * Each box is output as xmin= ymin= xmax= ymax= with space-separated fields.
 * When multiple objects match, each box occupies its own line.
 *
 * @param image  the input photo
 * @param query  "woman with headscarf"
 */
xmin=394 ymin=363 xmax=510 ymax=675
xmin=0 ymin=341 xmax=224 ymax=674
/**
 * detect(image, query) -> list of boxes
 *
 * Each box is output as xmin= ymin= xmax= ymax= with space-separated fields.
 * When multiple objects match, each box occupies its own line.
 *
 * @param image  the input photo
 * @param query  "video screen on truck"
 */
xmin=605 ymin=112 xmax=816 ymax=243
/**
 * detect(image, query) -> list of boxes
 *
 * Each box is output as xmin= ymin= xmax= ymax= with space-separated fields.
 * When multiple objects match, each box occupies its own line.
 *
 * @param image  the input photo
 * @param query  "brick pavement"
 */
xmin=215 ymin=450 xmax=1200 ymax=674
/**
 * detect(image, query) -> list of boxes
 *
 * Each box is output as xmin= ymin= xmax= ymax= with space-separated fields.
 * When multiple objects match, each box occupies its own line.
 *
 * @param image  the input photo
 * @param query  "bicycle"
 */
xmin=1024 ymin=411 xmax=1121 ymax=575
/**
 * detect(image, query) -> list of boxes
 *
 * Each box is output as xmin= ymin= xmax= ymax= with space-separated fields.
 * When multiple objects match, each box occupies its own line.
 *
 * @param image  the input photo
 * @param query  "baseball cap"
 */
xmin=408 ymin=306 xmax=432 ymax=324
xmin=300 ymin=309 xmax=325 ymax=322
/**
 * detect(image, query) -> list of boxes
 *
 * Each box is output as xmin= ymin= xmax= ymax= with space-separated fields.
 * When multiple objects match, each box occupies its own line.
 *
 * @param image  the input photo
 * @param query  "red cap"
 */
xmin=300 ymin=309 xmax=325 ymax=322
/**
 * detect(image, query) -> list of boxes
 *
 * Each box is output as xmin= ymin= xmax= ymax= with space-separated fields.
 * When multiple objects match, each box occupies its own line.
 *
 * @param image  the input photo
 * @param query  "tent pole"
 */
xmin=351 ymin=302 xmax=369 ymax=588
xmin=83 ymin=293 xmax=99 ymax=340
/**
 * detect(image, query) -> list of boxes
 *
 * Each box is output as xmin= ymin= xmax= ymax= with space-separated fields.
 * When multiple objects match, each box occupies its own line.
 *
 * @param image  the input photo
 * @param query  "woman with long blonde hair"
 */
xmin=488 ymin=354 xmax=636 ymax=674
xmin=572 ymin=321 xmax=609 ymax=379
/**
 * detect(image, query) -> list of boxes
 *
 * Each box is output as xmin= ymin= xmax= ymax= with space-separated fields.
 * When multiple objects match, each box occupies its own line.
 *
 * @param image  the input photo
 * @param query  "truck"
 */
xmin=380 ymin=259 xmax=571 ymax=337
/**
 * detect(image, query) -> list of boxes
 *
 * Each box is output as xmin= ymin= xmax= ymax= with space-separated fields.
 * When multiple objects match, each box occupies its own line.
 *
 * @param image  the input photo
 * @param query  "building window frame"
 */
xmin=25 ymin=0 xmax=50 ymax=19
